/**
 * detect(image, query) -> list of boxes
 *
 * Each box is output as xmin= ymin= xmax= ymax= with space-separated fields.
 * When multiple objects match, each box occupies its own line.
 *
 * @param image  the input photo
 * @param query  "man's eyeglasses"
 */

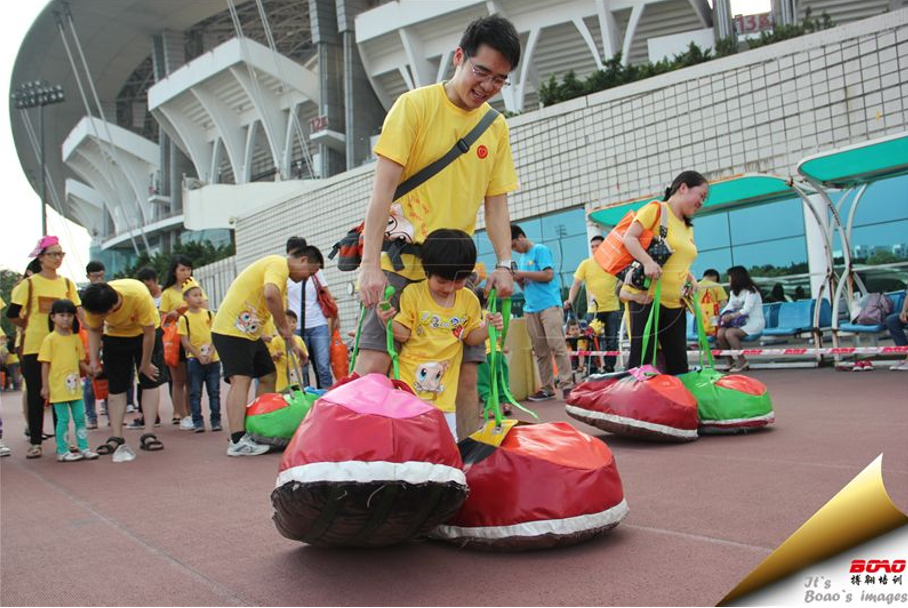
xmin=467 ymin=58 xmax=510 ymax=88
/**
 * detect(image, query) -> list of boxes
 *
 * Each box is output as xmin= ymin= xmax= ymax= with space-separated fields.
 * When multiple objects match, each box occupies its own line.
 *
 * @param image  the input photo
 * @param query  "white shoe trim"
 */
xmin=566 ymin=405 xmax=698 ymax=439
xmin=433 ymin=499 xmax=629 ymax=541
xmin=275 ymin=460 xmax=467 ymax=489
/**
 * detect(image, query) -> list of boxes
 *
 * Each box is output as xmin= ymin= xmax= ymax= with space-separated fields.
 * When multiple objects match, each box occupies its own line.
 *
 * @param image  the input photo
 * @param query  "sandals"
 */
xmin=139 ymin=433 xmax=164 ymax=451
xmin=502 ymin=403 xmax=513 ymax=416
xmin=96 ymin=436 xmax=125 ymax=455
xmin=171 ymin=417 xmax=181 ymax=426
xmin=26 ymin=445 xmax=42 ymax=459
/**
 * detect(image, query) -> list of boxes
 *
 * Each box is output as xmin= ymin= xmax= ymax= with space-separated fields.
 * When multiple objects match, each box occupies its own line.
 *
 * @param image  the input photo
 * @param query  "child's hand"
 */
xmin=272 ymin=350 xmax=283 ymax=361
xmin=262 ymin=334 xmax=274 ymax=344
xmin=40 ymin=386 xmax=49 ymax=400
xmin=376 ymin=304 xmax=397 ymax=324
xmin=487 ymin=312 xmax=504 ymax=331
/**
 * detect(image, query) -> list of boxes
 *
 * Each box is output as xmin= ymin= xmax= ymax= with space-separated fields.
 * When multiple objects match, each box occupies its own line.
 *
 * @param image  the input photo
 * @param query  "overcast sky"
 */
xmin=0 ymin=0 xmax=770 ymax=281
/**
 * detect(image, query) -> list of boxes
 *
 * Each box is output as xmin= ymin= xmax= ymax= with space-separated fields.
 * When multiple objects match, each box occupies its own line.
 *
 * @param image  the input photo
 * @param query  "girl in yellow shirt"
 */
xmin=38 ymin=300 xmax=98 ymax=462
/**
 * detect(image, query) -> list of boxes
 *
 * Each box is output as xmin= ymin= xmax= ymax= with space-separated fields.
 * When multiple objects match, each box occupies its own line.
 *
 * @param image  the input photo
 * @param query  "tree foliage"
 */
xmin=113 ymin=239 xmax=235 ymax=280
xmin=1 ymin=269 xmax=23 ymax=338
xmin=746 ymin=9 xmax=834 ymax=50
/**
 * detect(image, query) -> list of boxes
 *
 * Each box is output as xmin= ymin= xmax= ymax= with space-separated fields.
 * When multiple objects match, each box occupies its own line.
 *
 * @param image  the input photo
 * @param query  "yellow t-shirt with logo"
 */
xmin=374 ymin=83 xmax=519 ymax=280
xmin=11 ymin=275 xmax=82 ymax=355
xmin=213 ymin=256 xmax=289 ymax=341
xmin=268 ymin=334 xmax=308 ymax=391
xmin=394 ymin=281 xmax=482 ymax=412
xmin=159 ymin=284 xmax=208 ymax=315
xmin=37 ymin=332 xmax=84 ymax=404
xmin=623 ymin=202 xmax=698 ymax=309
xmin=83 ymin=279 xmax=161 ymax=338
xmin=178 ymin=309 xmax=219 ymax=362
xmin=574 ymin=258 xmax=619 ymax=313
xmin=697 ymin=279 xmax=729 ymax=335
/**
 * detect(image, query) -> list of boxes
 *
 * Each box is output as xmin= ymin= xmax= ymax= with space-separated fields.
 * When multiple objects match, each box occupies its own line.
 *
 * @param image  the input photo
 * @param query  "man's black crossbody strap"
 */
xmin=392 ymin=107 xmax=500 ymax=201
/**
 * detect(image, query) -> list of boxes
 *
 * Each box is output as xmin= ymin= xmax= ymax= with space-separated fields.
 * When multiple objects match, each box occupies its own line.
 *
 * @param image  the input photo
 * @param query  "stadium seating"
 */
xmin=835 ymin=291 xmax=906 ymax=345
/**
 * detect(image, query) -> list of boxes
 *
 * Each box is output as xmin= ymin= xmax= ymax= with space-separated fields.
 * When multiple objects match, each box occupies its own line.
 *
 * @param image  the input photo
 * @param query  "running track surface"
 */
xmin=1 ymin=369 xmax=906 ymax=606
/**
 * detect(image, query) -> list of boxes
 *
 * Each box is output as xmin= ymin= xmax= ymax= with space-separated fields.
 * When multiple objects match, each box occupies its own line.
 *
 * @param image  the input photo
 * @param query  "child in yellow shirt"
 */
xmin=38 ymin=300 xmax=97 ymax=462
xmin=377 ymin=229 xmax=502 ymax=439
xmin=268 ymin=310 xmax=309 ymax=391
xmin=178 ymin=280 xmax=222 ymax=432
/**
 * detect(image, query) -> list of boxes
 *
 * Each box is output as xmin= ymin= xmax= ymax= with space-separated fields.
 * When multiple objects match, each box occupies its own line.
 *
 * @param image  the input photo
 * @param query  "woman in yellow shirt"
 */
xmin=159 ymin=256 xmax=199 ymax=428
xmin=622 ymin=171 xmax=708 ymax=375
xmin=7 ymin=237 xmax=82 ymax=459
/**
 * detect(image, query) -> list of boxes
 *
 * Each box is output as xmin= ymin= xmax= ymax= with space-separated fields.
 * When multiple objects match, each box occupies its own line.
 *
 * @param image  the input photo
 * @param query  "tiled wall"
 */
xmin=232 ymin=9 xmax=908 ymax=330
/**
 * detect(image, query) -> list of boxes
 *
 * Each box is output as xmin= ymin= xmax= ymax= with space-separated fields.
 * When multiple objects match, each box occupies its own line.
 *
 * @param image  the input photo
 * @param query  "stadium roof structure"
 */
xmin=796 ymin=130 xmax=908 ymax=188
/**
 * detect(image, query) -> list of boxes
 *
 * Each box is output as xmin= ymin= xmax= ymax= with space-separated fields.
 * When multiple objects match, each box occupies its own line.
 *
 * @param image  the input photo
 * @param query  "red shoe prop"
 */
xmin=566 ymin=367 xmax=699 ymax=442
xmin=271 ymin=373 xmax=468 ymax=547
xmin=433 ymin=422 xmax=627 ymax=550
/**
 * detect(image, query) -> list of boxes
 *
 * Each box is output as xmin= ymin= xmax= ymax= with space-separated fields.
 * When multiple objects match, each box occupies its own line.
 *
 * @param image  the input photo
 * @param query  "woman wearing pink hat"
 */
xmin=6 ymin=236 xmax=82 ymax=458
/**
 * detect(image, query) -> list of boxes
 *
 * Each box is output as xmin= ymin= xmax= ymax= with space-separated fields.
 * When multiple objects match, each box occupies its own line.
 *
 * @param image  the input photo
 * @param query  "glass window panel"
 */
xmin=732 ymin=236 xmax=809 ymax=277
xmin=850 ymin=220 xmax=908 ymax=263
xmin=852 ymin=174 xmax=908 ymax=227
xmin=542 ymin=207 xmax=586 ymax=240
xmin=691 ymin=248 xmax=733 ymax=280
xmin=693 ymin=211 xmax=731 ymax=251
xmin=728 ymin=198 xmax=805 ymax=245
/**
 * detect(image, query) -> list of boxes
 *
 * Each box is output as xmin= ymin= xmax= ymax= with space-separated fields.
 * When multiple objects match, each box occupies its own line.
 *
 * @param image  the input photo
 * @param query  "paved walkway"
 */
xmin=1 ymin=369 xmax=906 ymax=606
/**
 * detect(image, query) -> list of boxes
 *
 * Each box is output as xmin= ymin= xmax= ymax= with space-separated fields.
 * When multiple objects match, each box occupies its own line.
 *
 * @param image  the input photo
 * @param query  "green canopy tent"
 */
xmin=797 ymin=131 xmax=908 ymax=345
xmin=588 ymin=173 xmax=833 ymax=364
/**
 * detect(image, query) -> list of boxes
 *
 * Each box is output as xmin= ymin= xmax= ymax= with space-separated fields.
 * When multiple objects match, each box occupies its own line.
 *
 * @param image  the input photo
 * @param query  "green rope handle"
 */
xmin=285 ymin=341 xmax=307 ymax=402
xmin=348 ymin=305 xmax=368 ymax=375
xmin=485 ymin=289 xmax=504 ymax=428
xmin=380 ymin=285 xmax=400 ymax=380
xmin=690 ymin=294 xmax=716 ymax=369
xmin=484 ymin=291 xmax=538 ymax=423
xmin=640 ymin=278 xmax=663 ymax=369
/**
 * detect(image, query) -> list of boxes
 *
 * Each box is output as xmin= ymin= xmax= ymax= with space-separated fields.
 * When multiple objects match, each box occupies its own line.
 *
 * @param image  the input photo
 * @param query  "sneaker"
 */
xmin=0 ymin=441 xmax=10 ymax=457
xmin=860 ymin=360 xmax=874 ymax=371
xmin=890 ymin=360 xmax=908 ymax=371
xmin=851 ymin=360 xmax=866 ymax=372
xmin=57 ymin=451 xmax=84 ymax=462
xmin=126 ymin=404 xmax=137 ymax=414
xmin=193 ymin=425 xmax=205 ymax=433
xmin=527 ymin=390 xmax=555 ymax=402
xmin=80 ymin=449 xmax=99 ymax=460
xmin=86 ymin=419 xmax=98 ymax=430
xmin=211 ymin=422 xmax=223 ymax=432
xmin=562 ymin=385 xmax=575 ymax=400
xmin=112 ymin=444 xmax=136 ymax=463
xmin=227 ymin=434 xmax=270 ymax=457
xmin=179 ymin=416 xmax=195 ymax=431
xmin=126 ymin=418 xmax=145 ymax=430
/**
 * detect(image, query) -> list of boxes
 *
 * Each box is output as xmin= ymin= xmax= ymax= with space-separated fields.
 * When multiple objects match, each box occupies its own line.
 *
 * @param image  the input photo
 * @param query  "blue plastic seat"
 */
xmin=838 ymin=291 xmax=905 ymax=334
xmin=762 ymin=300 xmax=817 ymax=336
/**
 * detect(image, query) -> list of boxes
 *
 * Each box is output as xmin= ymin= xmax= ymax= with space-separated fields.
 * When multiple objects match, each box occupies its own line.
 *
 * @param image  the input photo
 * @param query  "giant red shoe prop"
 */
xmin=271 ymin=373 xmax=468 ymax=547
xmin=433 ymin=422 xmax=628 ymax=550
xmin=566 ymin=367 xmax=699 ymax=442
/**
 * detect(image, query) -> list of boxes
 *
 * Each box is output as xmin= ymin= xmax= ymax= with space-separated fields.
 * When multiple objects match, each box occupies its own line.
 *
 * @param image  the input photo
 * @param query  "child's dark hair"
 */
xmin=136 ymin=266 xmax=158 ymax=282
xmin=163 ymin=255 xmax=193 ymax=290
xmin=47 ymin=299 xmax=80 ymax=333
xmin=663 ymin=170 xmax=707 ymax=227
xmin=510 ymin=224 xmax=526 ymax=240
xmin=285 ymin=309 xmax=298 ymax=321
xmin=81 ymin=283 xmax=119 ymax=315
xmin=702 ymin=268 xmax=720 ymax=280
xmin=85 ymin=260 xmax=105 ymax=274
xmin=421 ymin=229 xmax=477 ymax=281
xmin=459 ymin=15 xmax=521 ymax=70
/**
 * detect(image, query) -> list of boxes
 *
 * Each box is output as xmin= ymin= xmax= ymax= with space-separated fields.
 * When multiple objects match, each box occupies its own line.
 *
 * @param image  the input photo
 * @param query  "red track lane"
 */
xmin=1 ymin=368 xmax=906 ymax=606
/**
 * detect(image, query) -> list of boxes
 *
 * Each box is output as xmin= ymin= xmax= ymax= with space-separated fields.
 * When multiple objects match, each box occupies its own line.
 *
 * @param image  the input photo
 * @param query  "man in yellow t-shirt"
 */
xmin=564 ymin=235 xmax=622 ymax=373
xmin=212 ymin=245 xmax=321 ymax=457
xmin=697 ymin=269 xmax=729 ymax=336
xmin=356 ymin=16 xmax=522 ymax=440
xmin=82 ymin=278 xmax=167 ymax=457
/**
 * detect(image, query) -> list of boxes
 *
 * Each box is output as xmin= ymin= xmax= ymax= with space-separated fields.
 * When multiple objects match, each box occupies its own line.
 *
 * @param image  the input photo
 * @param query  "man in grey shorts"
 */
xmin=355 ymin=16 xmax=523 ymax=439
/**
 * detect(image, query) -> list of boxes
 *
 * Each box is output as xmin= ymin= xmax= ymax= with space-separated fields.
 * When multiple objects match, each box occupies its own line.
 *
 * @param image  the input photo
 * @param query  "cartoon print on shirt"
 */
xmin=199 ymin=344 xmax=212 ymax=358
xmin=65 ymin=373 xmax=80 ymax=394
xmin=235 ymin=302 xmax=262 ymax=336
xmin=414 ymin=360 xmax=450 ymax=396
xmin=386 ymin=203 xmax=414 ymax=243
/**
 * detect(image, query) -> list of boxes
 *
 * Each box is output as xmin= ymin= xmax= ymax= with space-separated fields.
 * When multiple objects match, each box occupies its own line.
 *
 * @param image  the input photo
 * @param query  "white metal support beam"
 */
xmin=621 ymin=4 xmax=646 ymax=67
